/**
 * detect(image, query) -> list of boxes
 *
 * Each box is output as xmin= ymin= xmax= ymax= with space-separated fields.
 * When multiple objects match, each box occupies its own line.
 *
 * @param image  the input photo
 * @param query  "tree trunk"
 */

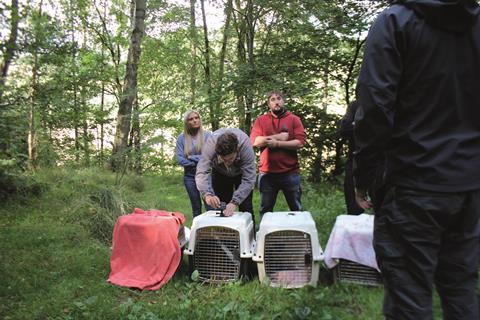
xmin=82 ymin=23 xmax=90 ymax=166
xmin=200 ymin=0 xmax=216 ymax=130
xmin=243 ymin=0 xmax=255 ymax=135
xmin=27 ymin=0 xmax=43 ymax=170
xmin=111 ymin=0 xmax=146 ymax=171
xmin=83 ymin=117 xmax=90 ymax=166
xmin=323 ymin=49 xmax=331 ymax=110
xmin=129 ymin=94 xmax=141 ymax=174
xmin=100 ymin=81 xmax=105 ymax=160
xmin=344 ymin=36 xmax=365 ymax=106
xmin=0 ymin=0 xmax=19 ymax=103
xmin=189 ymin=0 xmax=197 ymax=105
xmin=212 ymin=0 xmax=233 ymax=127
xmin=67 ymin=0 xmax=80 ymax=163
xmin=233 ymin=0 xmax=247 ymax=131
xmin=93 ymin=1 xmax=123 ymax=103
xmin=232 ymin=0 xmax=257 ymax=134
xmin=99 ymin=0 xmax=107 ymax=162
xmin=28 ymin=52 xmax=38 ymax=170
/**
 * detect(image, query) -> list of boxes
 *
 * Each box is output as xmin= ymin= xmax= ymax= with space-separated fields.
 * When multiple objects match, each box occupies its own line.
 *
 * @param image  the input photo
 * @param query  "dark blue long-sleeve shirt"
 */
xmin=176 ymin=131 xmax=212 ymax=168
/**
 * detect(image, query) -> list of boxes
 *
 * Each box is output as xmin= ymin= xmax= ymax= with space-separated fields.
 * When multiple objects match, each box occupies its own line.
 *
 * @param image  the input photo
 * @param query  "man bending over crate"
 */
xmin=195 ymin=128 xmax=256 ymax=218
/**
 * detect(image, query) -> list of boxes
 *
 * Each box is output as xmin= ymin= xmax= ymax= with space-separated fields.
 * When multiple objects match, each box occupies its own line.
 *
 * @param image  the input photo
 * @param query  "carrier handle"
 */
xmin=217 ymin=202 xmax=227 ymax=217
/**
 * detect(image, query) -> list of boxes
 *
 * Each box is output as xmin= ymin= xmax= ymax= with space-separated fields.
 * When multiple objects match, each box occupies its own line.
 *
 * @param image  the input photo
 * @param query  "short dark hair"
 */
xmin=266 ymin=90 xmax=284 ymax=102
xmin=215 ymin=132 xmax=238 ymax=156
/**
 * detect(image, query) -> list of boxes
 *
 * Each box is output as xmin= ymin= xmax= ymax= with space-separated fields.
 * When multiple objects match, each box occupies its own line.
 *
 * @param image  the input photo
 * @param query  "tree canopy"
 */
xmin=0 ymin=0 xmax=386 ymax=181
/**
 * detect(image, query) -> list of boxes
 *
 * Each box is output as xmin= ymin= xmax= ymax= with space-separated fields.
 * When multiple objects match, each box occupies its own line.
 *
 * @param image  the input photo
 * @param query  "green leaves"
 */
xmin=190 ymin=269 xmax=200 ymax=281
xmin=0 ymin=0 xmax=387 ymax=179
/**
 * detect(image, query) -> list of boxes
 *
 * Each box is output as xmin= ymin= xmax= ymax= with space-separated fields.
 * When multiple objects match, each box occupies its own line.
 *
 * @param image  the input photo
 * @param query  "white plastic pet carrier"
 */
xmin=323 ymin=214 xmax=382 ymax=286
xmin=333 ymin=259 xmax=382 ymax=286
xmin=253 ymin=211 xmax=323 ymax=288
xmin=184 ymin=211 xmax=255 ymax=283
xmin=178 ymin=225 xmax=190 ymax=249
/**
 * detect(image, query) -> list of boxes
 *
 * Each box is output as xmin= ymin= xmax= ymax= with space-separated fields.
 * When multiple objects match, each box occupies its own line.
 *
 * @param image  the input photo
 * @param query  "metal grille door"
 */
xmin=194 ymin=227 xmax=241 ymax=282
xmin=334 ymin=259 xmax=382 ymax=286
xmin=264 ymin=230 xmax=312 ymax=287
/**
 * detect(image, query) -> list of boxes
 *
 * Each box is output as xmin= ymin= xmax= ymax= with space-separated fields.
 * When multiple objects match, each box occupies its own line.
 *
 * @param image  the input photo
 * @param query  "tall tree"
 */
xmin=81 ymin=22 xmax=91 ymax=166
xmin=111 ymin=0 xmax=146 ymax=171
xmin=232 ymin=0 xmax=247 ymax=131
xmin=243 ymin=0 xmax=255 ymax=134
xmin=200 ymin=0 xmax=216 ymax=130
xmin=27 ymin=0 xmax=44 ymax=170
xmin=99 ymin=0 xmax=107 ymax=161
xmin=128 ymin=93 xmax=141 ymax=174
xmin=231 ymin=0 xmax=270 ymax=133
xmin=212 ymin=0 xmax=233 ymax=126
xmin=189 ymin=0 xmax=197 ymax=105
xmin=0 ymin=0 xmax=19 ymax=103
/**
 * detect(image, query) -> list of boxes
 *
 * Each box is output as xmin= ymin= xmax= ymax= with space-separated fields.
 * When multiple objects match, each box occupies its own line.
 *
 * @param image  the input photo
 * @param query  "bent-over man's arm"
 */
xmin=230 ymin=140 xmax=256 ymax=206
xmin=195 ymin=136 xmax=216 ymax=198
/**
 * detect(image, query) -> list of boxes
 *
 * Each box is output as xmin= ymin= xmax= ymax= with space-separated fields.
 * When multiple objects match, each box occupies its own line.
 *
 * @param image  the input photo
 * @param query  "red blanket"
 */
xmin=108 ymin=208 xmax=185 ymax=290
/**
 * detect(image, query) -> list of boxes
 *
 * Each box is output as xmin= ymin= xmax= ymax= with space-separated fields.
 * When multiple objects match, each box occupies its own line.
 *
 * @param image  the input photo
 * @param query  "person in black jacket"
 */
xmin=354 ymin=1 xmax=480 ymax=319
xmin=338 ymin=101 xmax=364 ymax=215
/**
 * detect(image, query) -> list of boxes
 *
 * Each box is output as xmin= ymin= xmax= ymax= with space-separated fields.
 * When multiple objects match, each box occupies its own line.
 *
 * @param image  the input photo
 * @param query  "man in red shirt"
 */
xmin=250 ymin=90 xmax=306 ymax=215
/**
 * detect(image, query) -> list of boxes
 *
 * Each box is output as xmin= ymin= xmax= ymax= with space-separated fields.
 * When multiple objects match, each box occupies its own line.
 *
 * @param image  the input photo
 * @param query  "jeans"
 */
xmin=258 ymin=172 xmax=302 ymax=215
xmin=211 ymin=170 xmax=253 ymax=215
xmin=375 ymin=186 xmax=480 ymax=320
xmin=184 ymin=167 xmax=202 ymax=217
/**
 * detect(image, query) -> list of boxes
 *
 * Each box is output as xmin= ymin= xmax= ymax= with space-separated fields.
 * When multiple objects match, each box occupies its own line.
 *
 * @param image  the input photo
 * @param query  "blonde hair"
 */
xmin=183 ymin=110 xmax=205 ymax=157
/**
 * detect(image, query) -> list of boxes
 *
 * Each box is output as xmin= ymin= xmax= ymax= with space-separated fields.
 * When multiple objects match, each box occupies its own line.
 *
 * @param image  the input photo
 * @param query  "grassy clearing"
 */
xmin=0 ymin=168 xmax=388 ymax=319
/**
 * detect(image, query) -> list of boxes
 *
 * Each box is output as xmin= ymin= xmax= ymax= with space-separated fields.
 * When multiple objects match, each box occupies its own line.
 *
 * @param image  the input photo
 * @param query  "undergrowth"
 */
xmin=0 ymin=167 xmax=397 ymax=319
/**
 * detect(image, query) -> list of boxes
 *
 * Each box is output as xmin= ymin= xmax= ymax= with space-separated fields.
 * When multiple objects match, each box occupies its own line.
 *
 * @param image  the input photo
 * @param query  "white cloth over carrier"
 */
xmin=324 ymin=214 xmax=379 ymax=271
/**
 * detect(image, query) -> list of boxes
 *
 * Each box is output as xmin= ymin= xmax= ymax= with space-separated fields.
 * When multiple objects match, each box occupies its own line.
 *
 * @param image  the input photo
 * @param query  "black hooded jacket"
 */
xmin=354 ymin=0 xmax=480 ymax=193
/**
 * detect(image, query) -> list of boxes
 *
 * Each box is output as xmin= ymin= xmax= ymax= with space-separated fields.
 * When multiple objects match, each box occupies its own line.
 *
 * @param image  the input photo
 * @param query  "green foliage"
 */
xmin=1 ymin=0 xmax=389 ymax=178
xmin=87 ymin=188 xmax=128 ymax=244
xmin=0 ymin=162 xmax=46 ymax=201
xmin=0 ymin=168 xmax=389 ymax=320
xmin=1 ymin=168 xmax=449 ymax=319
xmin=123 ymin=174 xmax=146 ymax=192
xmin=292 ymin=103 xmax=343 ymax=182
xmin=119 ymin=298 xmax=161 ymax=320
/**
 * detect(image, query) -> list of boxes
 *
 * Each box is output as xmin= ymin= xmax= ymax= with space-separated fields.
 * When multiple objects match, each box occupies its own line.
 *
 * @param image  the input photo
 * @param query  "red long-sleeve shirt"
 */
xmin=250 ymin=111 xmax=306 ymax=174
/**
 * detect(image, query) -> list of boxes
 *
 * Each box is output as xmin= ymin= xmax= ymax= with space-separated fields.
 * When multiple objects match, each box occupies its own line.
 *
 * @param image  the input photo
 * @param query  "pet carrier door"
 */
xmin=254 ymin=211 xmax=323 ymax=288
xmin=185 ymin=211 xmax=255 ymax=283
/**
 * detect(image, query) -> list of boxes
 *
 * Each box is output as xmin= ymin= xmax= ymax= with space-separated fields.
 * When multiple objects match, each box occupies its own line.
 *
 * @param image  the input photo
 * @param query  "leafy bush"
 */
xmin=0 ymin=167 xmax=47 ymax=201
xmin=88 ymin=188 xmax=130 ymax=244
xmin=123 ymin=174 xmax=145 ymax=193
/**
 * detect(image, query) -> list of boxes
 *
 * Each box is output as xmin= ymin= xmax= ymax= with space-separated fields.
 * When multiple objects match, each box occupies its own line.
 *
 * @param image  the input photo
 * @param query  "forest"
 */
xmin=0 ymin=0 xmax=387 ymax=183
xmin=2 ymin=1 xmax=441 ymax=319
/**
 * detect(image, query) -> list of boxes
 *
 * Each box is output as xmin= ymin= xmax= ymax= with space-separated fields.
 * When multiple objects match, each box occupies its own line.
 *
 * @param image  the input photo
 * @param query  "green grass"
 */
xmin=0 ymin=167 xmax=388 ymax=319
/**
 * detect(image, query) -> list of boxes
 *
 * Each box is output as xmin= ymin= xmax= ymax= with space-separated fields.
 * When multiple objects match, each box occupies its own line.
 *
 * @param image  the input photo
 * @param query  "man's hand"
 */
xmin=355 ymin=188 xmax=373 ymax=210
xmin=205 ymin=194 xmax=221 ymax=208
xmin=253 ymin=132 xmax=289 ymax=148
xmin=275 ymin=132 xmax=289 ymax=141
xmin=223 ymin=202 xmax=237 ymax=217
xmin=265 ymin=137 xmax=279 ymax=149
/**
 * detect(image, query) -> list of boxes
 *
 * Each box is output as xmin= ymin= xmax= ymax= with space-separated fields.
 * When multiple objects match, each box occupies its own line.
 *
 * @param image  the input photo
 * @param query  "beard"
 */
xmin=272 ymin=106 xmax=286 ymax=117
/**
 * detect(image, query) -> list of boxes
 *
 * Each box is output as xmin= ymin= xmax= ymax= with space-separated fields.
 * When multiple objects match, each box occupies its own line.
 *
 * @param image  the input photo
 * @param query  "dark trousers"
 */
xmin=183 ymin=167 xmax=202 ymax=217
xmin=374 ymin=186 xmax=480 ymax=320
xmin=258 ymin=172 xmax=302 ymax=215
xmin=344 ymin=158 xmax=364 ymax=215
xmin=211 ymin=170 xmax=254 ymax=215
